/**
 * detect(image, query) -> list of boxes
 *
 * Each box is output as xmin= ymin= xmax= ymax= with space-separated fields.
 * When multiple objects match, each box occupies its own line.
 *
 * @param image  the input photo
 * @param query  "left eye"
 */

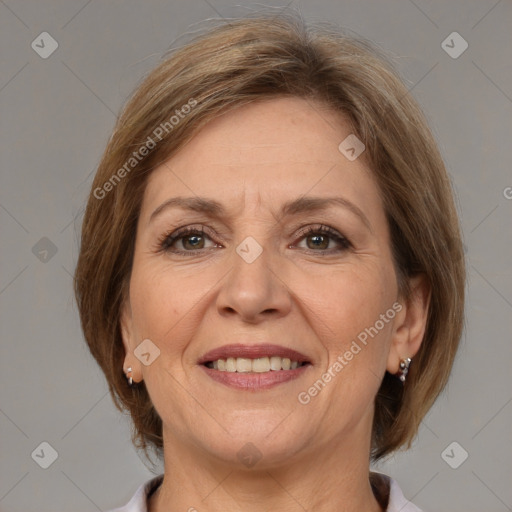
xmin=298 ymin=233 xmax=334 ymax=250
xmin=294 ymin=226 xmax=351 ymax=252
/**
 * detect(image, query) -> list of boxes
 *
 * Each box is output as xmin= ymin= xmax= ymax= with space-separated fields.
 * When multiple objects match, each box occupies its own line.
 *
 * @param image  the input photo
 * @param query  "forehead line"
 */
xmin=148 ymin=195 xmax=373 ymax=234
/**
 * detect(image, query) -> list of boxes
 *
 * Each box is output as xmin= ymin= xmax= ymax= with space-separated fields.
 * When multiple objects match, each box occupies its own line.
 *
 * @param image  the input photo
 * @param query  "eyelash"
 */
xmin=156 ymin=224 xmax=351 ymax=256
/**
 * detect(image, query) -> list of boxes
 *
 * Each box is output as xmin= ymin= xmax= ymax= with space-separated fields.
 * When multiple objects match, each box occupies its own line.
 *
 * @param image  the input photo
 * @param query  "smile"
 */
xmin=198 ymin=344 xmax=312 ymax=390
xmin=204 ymin=356 xmax=308 ymax=372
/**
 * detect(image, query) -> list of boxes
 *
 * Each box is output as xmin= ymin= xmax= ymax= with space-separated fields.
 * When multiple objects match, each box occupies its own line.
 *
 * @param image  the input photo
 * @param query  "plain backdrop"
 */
xmin=1 ymin=1 xmax=511 ymax=511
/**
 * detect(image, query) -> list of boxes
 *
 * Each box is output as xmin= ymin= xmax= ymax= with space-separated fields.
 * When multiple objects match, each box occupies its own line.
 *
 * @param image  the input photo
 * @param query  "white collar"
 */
xmin=108 ymin=472 xmax=423 ymax=512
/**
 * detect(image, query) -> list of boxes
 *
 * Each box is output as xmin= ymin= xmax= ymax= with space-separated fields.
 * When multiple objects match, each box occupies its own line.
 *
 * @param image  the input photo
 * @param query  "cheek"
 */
xmin=312 ymin=265 xmax=394 ymax=341
xmin=127 ymin=262 xmax=202 ymax=349
xmin=306 ymin=262 xmax=397 ymax=394
xmin=299 ymin=269 xmax=396 ymax=429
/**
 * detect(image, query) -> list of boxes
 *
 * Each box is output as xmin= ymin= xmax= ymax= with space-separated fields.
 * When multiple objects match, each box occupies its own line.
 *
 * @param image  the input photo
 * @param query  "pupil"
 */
xmin=186 ymin=235 xmax=203 ymax=249
xmin=309 ymin=234 xmax=328 ymax=250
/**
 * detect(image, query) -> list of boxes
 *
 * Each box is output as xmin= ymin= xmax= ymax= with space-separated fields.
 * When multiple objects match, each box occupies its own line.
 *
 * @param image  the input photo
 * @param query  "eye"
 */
xmin=156 ymin=223 xmax=351 ymax=256
xmin=157 ymin=225 xmax=220 ymax=254
xmin=293 ymin=224 xmax=351 ymax=254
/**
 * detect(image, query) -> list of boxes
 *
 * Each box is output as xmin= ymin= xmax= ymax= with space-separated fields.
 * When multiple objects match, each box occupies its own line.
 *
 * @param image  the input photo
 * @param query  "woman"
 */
xmin=74 ymin=12 xmax=465 ymax=512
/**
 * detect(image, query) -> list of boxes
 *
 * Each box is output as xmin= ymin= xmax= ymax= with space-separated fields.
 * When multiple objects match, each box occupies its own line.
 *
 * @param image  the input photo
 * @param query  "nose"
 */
xmin=216 ymin=240 xmax=292 ymax=324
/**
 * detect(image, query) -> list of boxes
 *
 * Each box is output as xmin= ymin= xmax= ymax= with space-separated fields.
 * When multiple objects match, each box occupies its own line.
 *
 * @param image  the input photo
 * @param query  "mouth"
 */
xmin=204 ymin=357 xmax=308 ymax=372
xmin=198 ymin=344 xmax=312 ymax=390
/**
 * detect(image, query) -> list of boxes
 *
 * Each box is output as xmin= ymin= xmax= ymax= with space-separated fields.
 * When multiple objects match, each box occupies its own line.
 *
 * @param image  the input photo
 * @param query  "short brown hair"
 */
xmin=74 ymin=11 xmax=465 ymax=464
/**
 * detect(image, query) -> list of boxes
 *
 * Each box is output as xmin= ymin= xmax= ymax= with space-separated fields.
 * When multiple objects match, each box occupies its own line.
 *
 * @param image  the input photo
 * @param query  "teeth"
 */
xmin=270 ymin=356 xmax=282 ymax=370
xmin=252 ymin=357 xmax=270 ymax=373
xmin=207 ymin=356 xmax=304 ymax=372
xmin=226 ymin=357 xmax=237 ymax=372
xmin=236 ymin=358 xmax=252 ymax=373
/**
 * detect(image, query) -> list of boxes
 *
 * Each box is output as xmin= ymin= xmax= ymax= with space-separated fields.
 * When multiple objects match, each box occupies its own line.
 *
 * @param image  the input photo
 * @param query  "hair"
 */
xmin=74 ymin=10 xmax=466 ymax=465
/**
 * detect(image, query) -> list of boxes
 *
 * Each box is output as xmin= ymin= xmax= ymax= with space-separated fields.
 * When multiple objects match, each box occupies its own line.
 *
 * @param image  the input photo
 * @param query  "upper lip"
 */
xmin=198 ymin=344 xmax=311 ymax=364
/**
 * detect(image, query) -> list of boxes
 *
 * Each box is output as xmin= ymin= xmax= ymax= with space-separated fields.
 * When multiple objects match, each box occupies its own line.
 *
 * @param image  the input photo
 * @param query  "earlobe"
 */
xmin=386 ymin=274 xmax=431 ymax=376
xmin=119 ymin=299 xmax=143 ymax=386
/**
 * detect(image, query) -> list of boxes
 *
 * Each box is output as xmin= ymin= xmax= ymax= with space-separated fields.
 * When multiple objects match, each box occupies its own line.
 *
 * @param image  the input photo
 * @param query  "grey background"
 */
xmin=0 ymin=1 xmax=511 ymax=511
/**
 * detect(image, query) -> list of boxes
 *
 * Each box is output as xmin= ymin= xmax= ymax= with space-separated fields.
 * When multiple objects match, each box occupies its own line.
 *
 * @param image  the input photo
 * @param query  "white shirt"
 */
xmin=106 ymin=472 xmax=423 ymax=511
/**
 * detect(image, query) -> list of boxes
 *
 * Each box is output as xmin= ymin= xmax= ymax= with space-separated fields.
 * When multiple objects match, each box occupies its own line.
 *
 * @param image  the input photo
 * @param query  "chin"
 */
xmin=197 ymin=414 xmax=315 ymax=469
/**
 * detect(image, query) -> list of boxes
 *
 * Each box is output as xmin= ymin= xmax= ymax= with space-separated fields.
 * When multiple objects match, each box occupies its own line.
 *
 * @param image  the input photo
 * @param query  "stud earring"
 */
xmin=397 ymin=357 xmax=412 ymax=383
xmin=125 ymin=366 xmax=134 ymax=387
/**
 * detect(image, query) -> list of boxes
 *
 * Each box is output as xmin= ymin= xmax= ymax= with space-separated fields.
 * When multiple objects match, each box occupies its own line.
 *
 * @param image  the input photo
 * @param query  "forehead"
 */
xmin=141 ymin=97 xmax=382 ymax=221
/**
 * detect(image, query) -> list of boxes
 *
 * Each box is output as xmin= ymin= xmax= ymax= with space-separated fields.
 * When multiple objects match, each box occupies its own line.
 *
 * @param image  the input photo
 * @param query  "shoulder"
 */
xmin=107 ymin=472 xmax=423 ymax=512
xmin=105 ymin=474 xmax=164 ymax=512
xmin=371 ymin=472 xmax=424 ymax=512
xmin=386 ymin=477 xmax=423 ymax=512
xmin=387 ymin=477 xmax=424 ymax=512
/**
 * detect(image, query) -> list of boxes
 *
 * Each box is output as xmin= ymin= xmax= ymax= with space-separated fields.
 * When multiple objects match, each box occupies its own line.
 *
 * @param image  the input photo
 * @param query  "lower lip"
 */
xmin=200 ymin=364 xmax=310 ymax=390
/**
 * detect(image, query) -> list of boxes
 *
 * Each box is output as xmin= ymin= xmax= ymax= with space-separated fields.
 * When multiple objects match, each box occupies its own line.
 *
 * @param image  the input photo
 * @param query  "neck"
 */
xmin=150 ymin=468 xmax=382 ymax=512
xmin=149 ymin=425 xmax=383 ymax=512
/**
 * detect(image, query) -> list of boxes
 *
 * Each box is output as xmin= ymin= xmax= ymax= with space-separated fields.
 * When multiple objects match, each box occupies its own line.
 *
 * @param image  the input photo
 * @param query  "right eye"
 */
xmin=157 ymin=226 xmax=222 ymax=255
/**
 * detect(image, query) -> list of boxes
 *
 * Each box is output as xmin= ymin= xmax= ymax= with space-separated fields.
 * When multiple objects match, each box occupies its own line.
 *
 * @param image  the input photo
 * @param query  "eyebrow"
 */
xmin=149 ymin=195 xmax=373 ymax=233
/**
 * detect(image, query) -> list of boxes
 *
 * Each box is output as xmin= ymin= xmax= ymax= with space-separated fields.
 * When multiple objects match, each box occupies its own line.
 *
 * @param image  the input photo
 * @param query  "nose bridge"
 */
xmin=216 ymin=229 xmax=291 ymax=321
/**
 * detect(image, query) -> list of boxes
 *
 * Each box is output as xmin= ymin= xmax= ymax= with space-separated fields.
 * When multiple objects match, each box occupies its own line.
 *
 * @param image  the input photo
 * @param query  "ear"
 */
xmin=387 ymin=274 xmax=431 ymax=374
xmin=119 ymin=297 xmax=142 ymax=384
xmin=120 ymin=298 xmax=134 ymax=354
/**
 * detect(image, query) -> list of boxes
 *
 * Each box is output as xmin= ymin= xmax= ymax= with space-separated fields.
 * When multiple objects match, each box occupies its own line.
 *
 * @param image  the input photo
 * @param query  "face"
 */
xmin=121 ymin=97 xmax=406 ymax=468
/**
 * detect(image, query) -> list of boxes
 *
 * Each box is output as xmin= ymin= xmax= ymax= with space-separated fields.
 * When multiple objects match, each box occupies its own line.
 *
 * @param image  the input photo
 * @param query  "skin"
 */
xmin=120 ymin=96 xmax=430 ymax=512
